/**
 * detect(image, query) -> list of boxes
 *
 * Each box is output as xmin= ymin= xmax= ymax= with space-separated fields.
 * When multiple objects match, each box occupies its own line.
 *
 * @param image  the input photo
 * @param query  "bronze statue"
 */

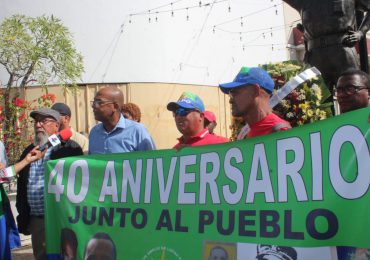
xmin=283 ymin=0 xmax=370 ymax=92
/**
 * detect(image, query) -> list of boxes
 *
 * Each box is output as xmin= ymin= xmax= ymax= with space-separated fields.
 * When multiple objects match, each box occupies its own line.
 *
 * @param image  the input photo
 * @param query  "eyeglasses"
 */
xmin=90 ymin=100 xmax=115 ymax=107
xmin=336 ymin=86 xmax=368 ymax=96
xmin=173 ymin=108 xmax=199 ymax=117
xmin=33 ymin=118 xmax=57 ymax=125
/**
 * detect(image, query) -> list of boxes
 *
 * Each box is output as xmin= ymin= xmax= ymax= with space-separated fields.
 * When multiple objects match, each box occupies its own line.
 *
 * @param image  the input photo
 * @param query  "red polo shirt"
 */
xmin=248 ymin=113 xmax=291 ymax=138
xmin=173 ymin=129 xmax=228 ymax=149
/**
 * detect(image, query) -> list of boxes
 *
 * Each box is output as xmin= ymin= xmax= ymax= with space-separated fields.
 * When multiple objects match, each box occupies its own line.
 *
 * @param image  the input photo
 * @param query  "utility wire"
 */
xmin=101 ymin=26 xmax=124 ymax=82
xmin=88 ymin=24 xmax=125 ymax=82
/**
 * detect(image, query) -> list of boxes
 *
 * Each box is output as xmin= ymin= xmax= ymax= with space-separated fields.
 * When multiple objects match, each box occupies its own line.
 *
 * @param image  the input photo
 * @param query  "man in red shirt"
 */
xmin=219 ymin=67 xmax=291 ymax=139
xmin=167 ymin=92 xmax=228 ymax=149
xmin=204 ymin=111 xmax=217 ymax=134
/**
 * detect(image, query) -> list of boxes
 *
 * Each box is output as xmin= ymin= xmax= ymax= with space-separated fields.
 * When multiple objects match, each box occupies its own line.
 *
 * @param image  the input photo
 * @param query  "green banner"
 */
xmin=45 ymin=107 xmax=370 ymax=259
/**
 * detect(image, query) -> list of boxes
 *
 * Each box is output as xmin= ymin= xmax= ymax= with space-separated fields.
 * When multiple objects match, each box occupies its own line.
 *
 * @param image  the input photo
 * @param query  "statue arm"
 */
xmin=342 ymin=12 xmax=370 ymax=47
xmin=282 ymin=0 xmax=301 ymax=11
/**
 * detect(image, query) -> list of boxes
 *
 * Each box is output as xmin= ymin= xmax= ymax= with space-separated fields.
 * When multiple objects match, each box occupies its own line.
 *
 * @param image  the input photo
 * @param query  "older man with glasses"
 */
xmin=89 ymin=86 xmax=156 ymax=154
xmin=16 ymin=108 xmax=83 ymax=260
xmin=336 ymin=68 xmax=370 ymax=114
xmin=167 ymin=92 xmax=228 ymax=150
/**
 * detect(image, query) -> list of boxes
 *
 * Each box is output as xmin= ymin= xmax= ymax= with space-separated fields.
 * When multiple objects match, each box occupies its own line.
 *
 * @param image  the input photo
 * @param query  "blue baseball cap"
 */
xmin=167 ymin=92 xmax=205 ymax=112
xmin=219 ymin=67 xmax=275 ymax=94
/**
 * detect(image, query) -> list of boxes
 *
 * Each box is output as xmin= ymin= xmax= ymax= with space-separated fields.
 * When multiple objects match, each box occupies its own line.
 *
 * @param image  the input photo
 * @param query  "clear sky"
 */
xmin=1 ymin=0 xmax=290 ymax=86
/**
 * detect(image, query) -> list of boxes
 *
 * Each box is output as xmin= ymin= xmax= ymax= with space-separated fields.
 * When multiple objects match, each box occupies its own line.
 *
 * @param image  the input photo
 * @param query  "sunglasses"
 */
xmin=173 ymin=108 xmax=199 ymax=117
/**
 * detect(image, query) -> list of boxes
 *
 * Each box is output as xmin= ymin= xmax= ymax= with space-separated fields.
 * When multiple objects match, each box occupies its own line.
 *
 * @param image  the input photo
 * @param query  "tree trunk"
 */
xmin=4 ymin=74 xmax=14 ymax=133
xmin=19 ymin=62 xmax=35 ymax=89
xmin=3 ymin=74 xmax=21 ymax=164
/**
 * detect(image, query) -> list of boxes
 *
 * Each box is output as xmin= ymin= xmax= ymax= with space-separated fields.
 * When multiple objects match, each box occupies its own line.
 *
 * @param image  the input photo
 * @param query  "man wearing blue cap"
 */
xmin=167 ymin=92 xmax=228 ymax=149
xmin=219 ymin=67 xmax=291 ymax=138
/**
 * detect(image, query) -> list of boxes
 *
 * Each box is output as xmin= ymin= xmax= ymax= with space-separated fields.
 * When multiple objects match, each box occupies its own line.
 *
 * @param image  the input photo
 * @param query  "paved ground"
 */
xmin=12 ymin=243 xmax=34 ymax=260
xmin=9 ymin=192 xmax=35 ymax=260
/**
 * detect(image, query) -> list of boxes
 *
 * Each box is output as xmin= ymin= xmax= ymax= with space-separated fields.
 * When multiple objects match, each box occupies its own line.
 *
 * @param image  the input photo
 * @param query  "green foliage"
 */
xmin=0 ymin=14 xmax=84 ymax=163
xmin=0 ymin=14 xmax=84 ymax=88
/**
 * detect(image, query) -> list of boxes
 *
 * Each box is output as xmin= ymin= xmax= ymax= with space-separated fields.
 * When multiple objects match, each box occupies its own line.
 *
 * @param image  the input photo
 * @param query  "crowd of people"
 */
xmin=0 ymin=66 xmax=368 ymax=259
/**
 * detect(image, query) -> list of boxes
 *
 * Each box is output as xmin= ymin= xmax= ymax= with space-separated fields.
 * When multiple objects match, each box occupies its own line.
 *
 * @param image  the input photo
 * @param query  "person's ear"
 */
xmin=253 ymin=84 xmax=261 ymax=97
xmin=113 ymin=102 xmax=120 ymax=111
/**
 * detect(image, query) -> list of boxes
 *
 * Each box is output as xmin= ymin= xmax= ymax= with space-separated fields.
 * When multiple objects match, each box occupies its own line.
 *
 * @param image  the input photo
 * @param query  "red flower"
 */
xmin=0 ymin=105 xmax=3 ymax=111
xmin=41 ymin=93 xmax=56 ymax=103
xmin=13 ymin=97 xmax=25 ymax=107
xmin=18 ymin=113 xmax=27 ymax=121
xmin=50 ymin=94 xmax=56 ymax=103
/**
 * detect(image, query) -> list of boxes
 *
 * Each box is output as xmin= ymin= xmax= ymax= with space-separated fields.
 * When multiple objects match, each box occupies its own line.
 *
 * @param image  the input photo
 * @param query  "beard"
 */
xmin=33 ymin=131 xmax=49 ymax=146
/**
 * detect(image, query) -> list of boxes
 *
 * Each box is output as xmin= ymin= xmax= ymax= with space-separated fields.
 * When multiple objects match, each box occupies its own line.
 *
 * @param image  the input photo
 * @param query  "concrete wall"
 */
xmin=282 ymin=3 xmax=305 ymax=61
xmin=23 ymin=83 xmax=232 ymax=150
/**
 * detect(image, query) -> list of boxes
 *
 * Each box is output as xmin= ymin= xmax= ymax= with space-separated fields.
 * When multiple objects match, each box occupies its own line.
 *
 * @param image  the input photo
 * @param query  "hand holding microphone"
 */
xmin=0 ymin=129 xmax=73 ymax=182
xmin=0 ymin=146 xmax=47 ymax=181
xmin=38 ymin=128 xmax=73 ymax=151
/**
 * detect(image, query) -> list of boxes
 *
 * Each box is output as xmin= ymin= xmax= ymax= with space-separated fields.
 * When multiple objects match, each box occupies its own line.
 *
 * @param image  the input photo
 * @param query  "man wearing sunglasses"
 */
xmin=219 ymin=67 xmax=291 ymax=139
xmin=336 ymin=69 xmax=370 ymax=114
xmin=167 ymin=92 xmax=228 ymax=150
xmin=89 ymin=87 xmax=156 ymax=154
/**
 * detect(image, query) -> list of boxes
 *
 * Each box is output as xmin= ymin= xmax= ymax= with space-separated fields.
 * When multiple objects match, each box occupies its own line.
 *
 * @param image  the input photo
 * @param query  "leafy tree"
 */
xmin=0 ymin=14 xmax=84 ymax=163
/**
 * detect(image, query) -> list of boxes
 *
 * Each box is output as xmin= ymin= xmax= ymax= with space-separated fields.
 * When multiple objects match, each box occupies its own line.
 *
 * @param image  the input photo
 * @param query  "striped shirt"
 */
xmin=27 ymin=148 xmax=52 ymax=216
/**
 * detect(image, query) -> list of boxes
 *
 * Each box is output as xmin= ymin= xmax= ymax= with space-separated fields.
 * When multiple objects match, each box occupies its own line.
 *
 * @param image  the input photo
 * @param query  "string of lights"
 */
xmin=174 ymin=0 xmax=217 ymax=82
xmin=90 ymin=0 xmax=298 ymax=82
xmin=213 ymin=19 xmax=301 ymax=35
xmin=128 ymin=0 xmax=227 ymax=23
xmin=212 ymin=2 xmax=283 ymax=28
xmin=131 ymin=0 xmax=186 ymax=15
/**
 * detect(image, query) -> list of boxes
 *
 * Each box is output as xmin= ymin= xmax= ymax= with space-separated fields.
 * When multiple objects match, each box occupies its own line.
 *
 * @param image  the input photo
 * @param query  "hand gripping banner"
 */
xmin=45 ymin=107 xmax=370 ymax=260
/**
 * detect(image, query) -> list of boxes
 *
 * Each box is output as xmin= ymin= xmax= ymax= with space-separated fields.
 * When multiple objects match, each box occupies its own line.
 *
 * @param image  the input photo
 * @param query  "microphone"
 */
xmin=38 ymin=128 xmax=73 ymax=151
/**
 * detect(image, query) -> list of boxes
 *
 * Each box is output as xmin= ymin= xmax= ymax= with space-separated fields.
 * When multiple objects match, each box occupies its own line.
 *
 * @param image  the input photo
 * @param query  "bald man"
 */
xmin=89 ymin=87 xmax=156 ymax=154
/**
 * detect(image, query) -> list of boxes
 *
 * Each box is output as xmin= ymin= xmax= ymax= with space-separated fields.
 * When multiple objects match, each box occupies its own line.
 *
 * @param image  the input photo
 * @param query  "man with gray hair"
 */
xmin=16 ymin=108 xmax=82 ymax=259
